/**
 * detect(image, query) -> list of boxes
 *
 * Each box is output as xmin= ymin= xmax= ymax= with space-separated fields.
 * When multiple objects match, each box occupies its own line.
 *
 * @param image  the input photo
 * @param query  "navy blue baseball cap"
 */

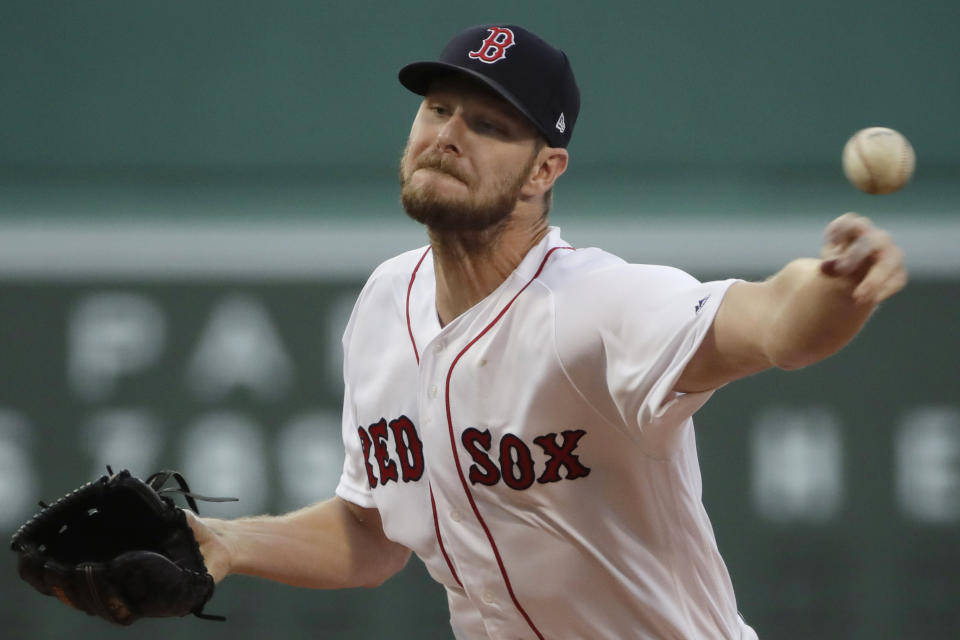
xmin=399 ymin=25 xmax=580 ymax=148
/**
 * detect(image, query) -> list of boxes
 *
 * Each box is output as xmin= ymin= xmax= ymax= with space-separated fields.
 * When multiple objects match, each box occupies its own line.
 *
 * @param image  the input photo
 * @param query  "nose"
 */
xmin=436 ymin=112 xmax=466 ymax=156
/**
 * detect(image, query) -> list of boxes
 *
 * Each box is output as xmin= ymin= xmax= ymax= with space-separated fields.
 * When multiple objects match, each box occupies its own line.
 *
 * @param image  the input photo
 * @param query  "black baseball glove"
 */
xmin=9 ymin=467 xmax=236 ymax=625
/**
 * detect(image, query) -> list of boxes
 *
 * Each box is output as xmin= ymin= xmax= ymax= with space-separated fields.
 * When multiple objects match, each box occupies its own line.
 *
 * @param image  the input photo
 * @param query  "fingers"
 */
xmin=854 ymin=244 xmax=908 ymax=304
xmin=819 ymin=212 xmax=908 ymax=304
xmin=831 ymin=229 xmax=890 ymax=277
xmin=820 ymin=213 xmax=870 ymax=275
xmin=821 ymin=212 xmax=871 ymax=259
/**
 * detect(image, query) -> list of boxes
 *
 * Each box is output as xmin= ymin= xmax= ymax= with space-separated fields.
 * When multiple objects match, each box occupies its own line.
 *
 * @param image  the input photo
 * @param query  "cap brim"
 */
xmin=398 ymin=61 xmax=545 ymax=142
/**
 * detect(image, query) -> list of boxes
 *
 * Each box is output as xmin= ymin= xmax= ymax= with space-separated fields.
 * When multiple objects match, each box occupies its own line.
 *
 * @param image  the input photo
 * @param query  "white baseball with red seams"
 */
xmin=336 ymin=227 xmax=758 ymax=639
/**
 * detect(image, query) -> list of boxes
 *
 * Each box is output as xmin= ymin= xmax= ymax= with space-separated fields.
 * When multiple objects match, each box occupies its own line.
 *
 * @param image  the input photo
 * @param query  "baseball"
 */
xmin=842 ymin=126 xmax=915 ymax=194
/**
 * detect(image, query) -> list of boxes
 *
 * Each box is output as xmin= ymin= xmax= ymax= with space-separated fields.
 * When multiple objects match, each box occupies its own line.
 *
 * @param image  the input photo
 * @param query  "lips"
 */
xmin=413 ymin=154 xmax=470 ymax=186
xmin=420 ymin=167 xmax=467 ymax=187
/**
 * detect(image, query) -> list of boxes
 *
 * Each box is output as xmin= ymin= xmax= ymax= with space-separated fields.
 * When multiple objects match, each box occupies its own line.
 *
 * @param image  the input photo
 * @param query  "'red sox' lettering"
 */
xmin=359 ymin=419 xmax=590 ymax=490
xmin=388 ymin=416 xmax=425 ymax=482
xmin=462 ymin=428 xmax=591 ymax=489
xmin=369 ymin=418 xmax=399 ymax=485
xmin=357 ymin=415 xmax=424 ymax=487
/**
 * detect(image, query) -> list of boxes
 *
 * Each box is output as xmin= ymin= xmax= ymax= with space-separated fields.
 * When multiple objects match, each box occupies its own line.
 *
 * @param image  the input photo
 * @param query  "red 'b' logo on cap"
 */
xmin=468 ymin=27 xmax=516 ymax=64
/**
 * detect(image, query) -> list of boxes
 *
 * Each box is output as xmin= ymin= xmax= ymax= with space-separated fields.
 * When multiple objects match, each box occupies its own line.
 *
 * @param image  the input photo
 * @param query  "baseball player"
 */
xmin=188 ymin=25 xmax=907 ymax=639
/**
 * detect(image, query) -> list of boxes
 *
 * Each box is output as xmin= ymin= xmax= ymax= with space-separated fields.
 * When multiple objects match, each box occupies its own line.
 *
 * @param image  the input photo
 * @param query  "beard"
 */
xmin=399 ymin=145 xmax=536 ymax=233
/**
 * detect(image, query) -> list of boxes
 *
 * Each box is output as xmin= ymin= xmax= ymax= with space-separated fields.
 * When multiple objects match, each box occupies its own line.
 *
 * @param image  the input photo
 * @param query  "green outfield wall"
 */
xmin=1 ymin=1 xmax=958 ymax=181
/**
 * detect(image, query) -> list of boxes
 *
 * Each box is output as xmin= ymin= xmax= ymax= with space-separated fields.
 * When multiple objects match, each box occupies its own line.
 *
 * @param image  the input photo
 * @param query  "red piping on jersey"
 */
xmin=406 ymin=245 xmax=463 ymax=588
xmin=406 ymin=246 xmax=432 ymax=365
xmin=429 ymin=485 xmax=462 ymax=587
xmin=443 ymin=245 xmax=573 ymax=640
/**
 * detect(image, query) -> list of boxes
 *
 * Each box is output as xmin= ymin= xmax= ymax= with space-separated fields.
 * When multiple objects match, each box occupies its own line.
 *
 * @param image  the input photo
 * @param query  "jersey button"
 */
xmin=433 ymin=341 xmax=445 ymax=354
xmin=450 ymin=510 xmax=462 ymax=522
xmin=481 ymin=590 xmax=496 ymax=605
xmin=428 ymin=384 xmax=439 ymax=399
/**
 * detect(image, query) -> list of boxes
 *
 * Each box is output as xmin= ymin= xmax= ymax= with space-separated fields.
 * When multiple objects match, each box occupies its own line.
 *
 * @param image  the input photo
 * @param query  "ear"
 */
xmin=523 ymin=147 xmax=569 ymax=197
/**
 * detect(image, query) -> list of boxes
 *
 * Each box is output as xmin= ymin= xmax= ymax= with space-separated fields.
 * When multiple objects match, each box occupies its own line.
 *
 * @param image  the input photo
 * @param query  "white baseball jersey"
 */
xmin=336 ymin=227 xmax=757 ymax=640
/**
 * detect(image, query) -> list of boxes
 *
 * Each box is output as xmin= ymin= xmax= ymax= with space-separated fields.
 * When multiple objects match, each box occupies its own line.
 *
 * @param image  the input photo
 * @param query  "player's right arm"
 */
xmin=676 ymin=212 xmax=906 ymax=393
xmin=185 ymin=497 xmax=410 ymax=589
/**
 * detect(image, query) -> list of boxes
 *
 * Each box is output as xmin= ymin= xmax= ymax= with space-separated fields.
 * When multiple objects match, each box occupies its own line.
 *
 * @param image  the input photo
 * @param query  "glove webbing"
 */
xmin=142 ymin=469 xmax=239 ymax=514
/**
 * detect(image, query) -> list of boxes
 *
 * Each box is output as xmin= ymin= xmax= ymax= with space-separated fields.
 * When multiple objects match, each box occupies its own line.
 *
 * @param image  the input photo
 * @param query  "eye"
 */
xmin=473 ymin=119 xmax=506 ymax=136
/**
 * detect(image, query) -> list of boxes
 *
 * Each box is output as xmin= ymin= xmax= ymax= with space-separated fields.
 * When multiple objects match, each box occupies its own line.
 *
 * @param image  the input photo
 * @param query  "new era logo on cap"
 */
xmin=398 ymin=24 xmax=581 ymax=148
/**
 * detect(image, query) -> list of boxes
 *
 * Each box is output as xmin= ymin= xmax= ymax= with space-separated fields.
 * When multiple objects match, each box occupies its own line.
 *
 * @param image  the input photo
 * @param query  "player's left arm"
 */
xmin=676 ymin=212 xmax=907 ymax=393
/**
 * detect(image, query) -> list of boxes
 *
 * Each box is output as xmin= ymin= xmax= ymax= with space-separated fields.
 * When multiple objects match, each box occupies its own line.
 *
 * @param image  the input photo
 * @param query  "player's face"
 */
xmin=400 ymin=77 xmax=542 ymax=232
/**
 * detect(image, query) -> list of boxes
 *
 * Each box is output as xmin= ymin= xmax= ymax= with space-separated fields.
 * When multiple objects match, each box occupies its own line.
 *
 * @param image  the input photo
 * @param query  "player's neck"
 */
xmin=429 ymin=213 xmax=549 ymax=327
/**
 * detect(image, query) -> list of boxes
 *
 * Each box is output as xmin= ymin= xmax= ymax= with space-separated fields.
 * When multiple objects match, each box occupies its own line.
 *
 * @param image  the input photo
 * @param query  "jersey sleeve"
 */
xmin=334 ymin=292 xmax=377 ymax=509
xmin=555 ymin=262 xmax=739 ymax=458
xmin=334 ymin=381 xmax=376 ymax=508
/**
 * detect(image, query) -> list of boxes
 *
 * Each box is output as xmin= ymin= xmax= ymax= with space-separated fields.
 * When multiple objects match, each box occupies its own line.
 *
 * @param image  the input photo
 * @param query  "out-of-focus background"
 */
xmin=1 ymin=1 xmax=958 ymax=639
